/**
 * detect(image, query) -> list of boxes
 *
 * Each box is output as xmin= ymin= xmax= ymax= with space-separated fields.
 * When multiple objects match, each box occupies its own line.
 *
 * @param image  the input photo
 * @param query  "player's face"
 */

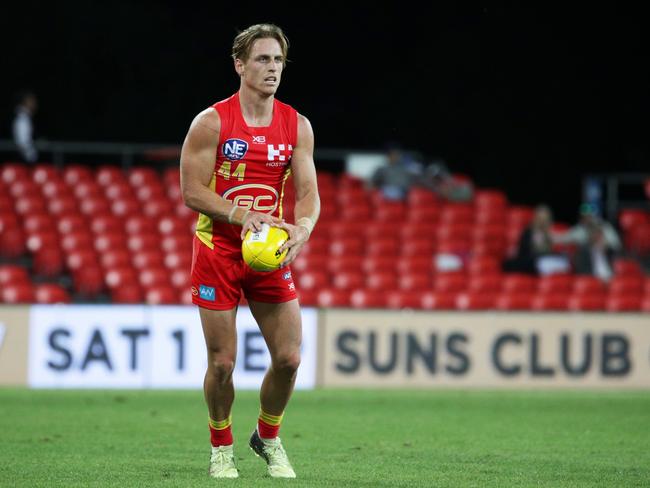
xmin=238 ymin=38 xmax=284 ymax=96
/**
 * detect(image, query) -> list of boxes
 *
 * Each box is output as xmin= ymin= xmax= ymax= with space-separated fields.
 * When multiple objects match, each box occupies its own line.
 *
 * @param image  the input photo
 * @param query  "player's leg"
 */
xmin=248 ymin=298 xmax=301 ymax=478
xmin=200 ymin=306 xmax=239 ymax=478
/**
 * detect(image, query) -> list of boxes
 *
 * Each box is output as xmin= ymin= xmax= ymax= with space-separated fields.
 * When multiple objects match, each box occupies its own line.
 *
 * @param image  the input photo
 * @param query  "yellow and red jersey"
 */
xmin=195 ymin=92 xmax=298 ymax=258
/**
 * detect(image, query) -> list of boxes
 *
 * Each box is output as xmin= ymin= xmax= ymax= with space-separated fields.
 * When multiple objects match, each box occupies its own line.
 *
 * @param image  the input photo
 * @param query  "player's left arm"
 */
xmin=279 ymin=114 xmax=320 ymax=266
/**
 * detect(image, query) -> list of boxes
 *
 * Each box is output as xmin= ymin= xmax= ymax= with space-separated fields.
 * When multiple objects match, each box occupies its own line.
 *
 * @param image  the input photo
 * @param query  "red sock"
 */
xmin=209 ymin=416 xmax=233 ymax=447
xmin=258 ymin=409 xmax=283 ymax=439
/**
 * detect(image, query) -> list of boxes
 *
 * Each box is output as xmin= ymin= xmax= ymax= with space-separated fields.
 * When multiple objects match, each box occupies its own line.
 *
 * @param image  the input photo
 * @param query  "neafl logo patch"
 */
xmin=222 ymin=138 xmax=248 ymax=160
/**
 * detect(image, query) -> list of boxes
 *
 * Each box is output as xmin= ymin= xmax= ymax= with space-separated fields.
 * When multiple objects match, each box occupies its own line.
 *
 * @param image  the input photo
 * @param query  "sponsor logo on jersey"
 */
xmin=283 ymin=271 xmax=292 ymax=280
xmin=191 ymin=286 xmax=199 ymax=296
xmin=222 ymin=138 xmax=248 ymax=160
xmin=252 ymin=135 xmax=266 ymax=144
xmin=267 ymin=144 xmax=293 ymax=162
xmin=222 ymin=184 xmax=279 ymax=213
xmin=199 ymin=285 xmax=216 ymax=301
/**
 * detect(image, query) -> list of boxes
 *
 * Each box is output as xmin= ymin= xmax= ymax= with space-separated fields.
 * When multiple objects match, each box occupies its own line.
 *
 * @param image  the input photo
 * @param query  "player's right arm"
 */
xmin=180 ymin=108 xmax=279 ymax=232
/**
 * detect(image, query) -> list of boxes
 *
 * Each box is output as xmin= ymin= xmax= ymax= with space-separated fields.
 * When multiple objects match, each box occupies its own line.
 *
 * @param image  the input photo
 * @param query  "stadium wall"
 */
xmin=1 ymin=306 xmax=648 ymax=389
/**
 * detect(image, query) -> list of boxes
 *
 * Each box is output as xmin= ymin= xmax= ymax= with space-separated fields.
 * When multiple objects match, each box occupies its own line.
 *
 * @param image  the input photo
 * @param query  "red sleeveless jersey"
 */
xmin=195 ymin=92 xmax=298 ymax=258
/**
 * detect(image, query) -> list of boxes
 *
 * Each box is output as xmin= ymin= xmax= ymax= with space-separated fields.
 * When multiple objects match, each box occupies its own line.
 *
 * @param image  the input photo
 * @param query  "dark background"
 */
xmin=1 ymin=2 xmax=648 ymax=222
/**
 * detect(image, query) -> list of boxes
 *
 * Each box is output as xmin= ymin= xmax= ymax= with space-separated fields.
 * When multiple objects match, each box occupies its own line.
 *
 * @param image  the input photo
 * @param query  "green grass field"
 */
xmin=1 ymin=388 xmax=649 ymax=487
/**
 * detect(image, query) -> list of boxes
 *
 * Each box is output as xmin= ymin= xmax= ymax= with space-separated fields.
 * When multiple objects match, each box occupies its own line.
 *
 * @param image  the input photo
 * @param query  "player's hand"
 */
xmin=277 ymin=222 xmax=310 ymax=267
xmin=240 ymin=211 xmax=283 ymax=240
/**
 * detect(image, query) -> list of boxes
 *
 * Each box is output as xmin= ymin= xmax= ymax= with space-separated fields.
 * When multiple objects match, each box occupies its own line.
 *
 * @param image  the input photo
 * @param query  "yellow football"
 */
xmin=242 ymin=224 xmax=289 ymax=272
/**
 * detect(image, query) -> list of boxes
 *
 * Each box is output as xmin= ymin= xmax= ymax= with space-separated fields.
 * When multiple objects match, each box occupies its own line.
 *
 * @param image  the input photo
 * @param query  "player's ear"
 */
xmin=234 ymin=58 xmax=245 ymax=76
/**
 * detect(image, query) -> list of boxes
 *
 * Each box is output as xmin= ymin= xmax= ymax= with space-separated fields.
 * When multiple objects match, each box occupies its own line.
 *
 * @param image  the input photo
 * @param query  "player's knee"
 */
xmin=273 ymin=351 xmax=301 ymax=375
xmin=207 ymin=355 xmax=235 ymax=383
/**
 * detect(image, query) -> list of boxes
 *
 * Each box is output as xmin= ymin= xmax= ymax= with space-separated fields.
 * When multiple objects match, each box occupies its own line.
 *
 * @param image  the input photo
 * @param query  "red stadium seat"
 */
xmin=33 ymin=248 xmax=64 ymax=277
xmin=132 ymin=250 xmax=165 ymax=270
xmin=609 ymin=276 xmax=643 ymax=296
xmin=366 ymin=271 xmax=397 ymax=290
xmin=332 ymin=271 xmax=365 ymax=290
xmin=1 ymin=283 xmax=35 ymax=303
xmin=296 ymin=270 xmax=330 ymax=291
xmin=158 ymin=216 xmax=188 ymax=236
xmin=437 ymin=223 xmax=472 ymax=241
xmin=170 ymin=268 xmax=191 ymax=290
xmin=439 ymin=204 xmax=474 ymax=225
xmin=145 ymin=286 xmax=178 ymax=305
xmin=125 ymin=215 xmax=158 ymax=235
xmin=72 ymin=266 xmax=105 ymax=296
xmin=420 ymin=291 xmax=457 ymax=310
xmin=328 ymin=221 xmax=358 ymax=239
xmin=350 ymin=289 xmax=386 ymax=308
xmin=568 ymin=293 xmax=606 ymax=311
xmin=99 ymin=249 xmax=131 ymax=270
xmin=41 ymin=180 xmax=69 ymax=199
xmin=90 ymin=215 xmax=124 ymax=235
xmin=111 ymin=285 xmax=144 ymax=304
xmin=436 ymin=237 xmax=472 ymax=255
xmin=475 ymin=208 xmax=507 ymax=226
xmin=0 ymin=226 xmax=26 ymax=258
xmin=135 ymin=182 xmax=167 ymax=202
xmin=340 ymin=203 xmax=372 ymax=221
xmin=385 ymin=290 xmax=423 ymax=309
xmin=642 ymin=296 xmax=650 ymax=313
xmin=14 ymin=196 xmax=47 ymax=215
xmin=0 ymin=265 xmax=30 ymax=286
xmin=618 ymin=209 xmax=648 ymax=231
xmin=362 ymin=255 xmax=396 ymax=273
xmin=466 ymin=256 xmax=501 ymax=276
xmin=363 ymin=222 xmax=390 ymax=240
xmin=47 ymin=196 xmax=79 ymax=217
xmin=502 ymin=274 xmax=537 ymax=293
xmin=475 ymin=189 xmax=507 ymax=210
xmin=34 ymin=284 xmax=71 ymax=304
xmin=468 ymin=274 xmax=502 ymax=293
xmin=495 ymin=292 xmax=534 ymax=311
xmin=164 ymin=251 xmax=192 ymax=270
xmin=9 ymin=179 xmax=39 ymax=199
xmin=97 ymin=165 xmax=126 ymax=186
xmin=105 ymin=267 xmax=139 ymax=290
xmin=327 ymin=255 xmax=363 ymax=274
xmin=296 ymin=288 xmax=318 ymax=306
xmin=401 ymin=238 xmax=436 ymax=257
xmin=128 ymin=167 xmax=160 ymax=187
xmin=330 ymin=237 xmax=364 ymax=256
xmin=26 ymin=231 xmax=60 ymax=254
xmin=127 ymin=234 xmax=160 ymax=253
xmin=374 ymin=201 xmax=407 ymax=221
xmin=407 ymin=188 xmax=439 ymax=207
xmin=434 ymin=272 xmax=467 ymax=293
xmin=67 ymin=249 xmax=101 ymax=272
xmin=139 ymin=268 xmax=172 ymax=288
xmin=317 ymin=288 xmax=350 ymax=307
xmin=507 ymin=206 xmax=534 ymax=228
xmin=73 ymin=180 xmax=103 ymax=200
xmin=397 ymin=256 xmax=434 ymax=274
xmin=80 ymin=197 xmax=111 ymax=216
xmin=531 ymin=293 xmax=569 ymax=311
xmin=572 ymin=276 xmax=606 ymax=295
xmin=366 ymin=237 xmax=399 ymax=256
xmin=398 ymin=273 xmax=432 ymax=291
xmin=58 ymin=214 xmax=86 ymax=234
xmin=456 ymin=291 xmax=497 ymax=310
xmin=399 ymin=223 xmax=437 ymax=242
xmin=301 ymin=238 xmax=329 ymax=256
xmin=142 ymin=198 xmax=173 ymax=218
xmin=407 ymin=206 xmax=440 ymax=222
xmin=537 ymin=274 xmax=573 ymax=294
xmin=23 ymin=214 xmax=57 ymax=236
xmin=31 ymin=164 xmax=60 ymax=184
xmin=63 ymin=165 xmax=93 ymax=186
xmin=111 ymin=197 xmax=141 ymax=218
xmin=612 ymin=258 xmax=643 ymax=278
xmin=337 ymin=189 xmax=369 ymax=207
xmin=105 ymin=181 xmax=135 ymax=200
xmin=61 ymin=232 xmax=94 ymax=253
xmin=606 ymin=295 xmax=641 ymax=312
xmin=1 ymin=162 xmax=30 ymax=185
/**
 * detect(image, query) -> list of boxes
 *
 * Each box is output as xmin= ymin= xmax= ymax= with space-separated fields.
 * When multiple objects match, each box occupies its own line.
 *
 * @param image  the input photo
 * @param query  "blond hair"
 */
xmin=232 ymin=24 xmax=289 ymax=64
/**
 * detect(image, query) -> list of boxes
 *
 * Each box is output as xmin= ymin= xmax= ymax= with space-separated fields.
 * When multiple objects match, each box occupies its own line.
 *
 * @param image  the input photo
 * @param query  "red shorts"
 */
xmin=190 ymin=236 xmax=297 ymax=310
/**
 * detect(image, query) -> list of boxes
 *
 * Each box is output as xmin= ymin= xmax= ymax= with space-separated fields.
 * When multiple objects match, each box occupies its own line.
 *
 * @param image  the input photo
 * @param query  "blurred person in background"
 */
xmin=12 ymin=91 xmax=38 ymax=163
xmin=553 ymin=203 xmax=622 ymax=281
xmin=180 ymin=23 xmax=319 ymax=479
xmin=504 ymin=204 xmax=555 ymax=275
xmin=421 ymin=159 xmax=473 ymax=202
xmin=370 ymin=143 xmax=423 ymax=200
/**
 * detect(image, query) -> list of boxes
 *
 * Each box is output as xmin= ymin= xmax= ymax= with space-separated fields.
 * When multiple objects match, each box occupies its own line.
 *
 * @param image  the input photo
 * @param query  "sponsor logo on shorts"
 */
xmin=283 ymin=271 xmax=292 ymax=280
xmin=199 ymin=285 xmax=216 ymax=301
xmin=288 ymin=283 xmax=295 ymax=291
xmin=222 ymin=138 xmax=248 ymax=160
xmin=191 ymin=286 xmax=199 ymax=296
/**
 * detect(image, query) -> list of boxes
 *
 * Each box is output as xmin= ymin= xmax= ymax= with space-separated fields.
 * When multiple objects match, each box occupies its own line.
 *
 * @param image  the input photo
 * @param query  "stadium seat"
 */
xmin=340 ymin=203 xmax=372 ymax=221
xmin=618 ymin=209 xmax=648 ymax=231
xmin=111 ymin=198 xmax=141 ymax=218
xmin=97 ymin=166 xmax=126 ymax=186
xmin=67 ymin=249 xmax=101 ymax=272
xmin=330 ymin=237 xmax=364 ymax=256
xmin=568 ymin=293 xmax=606 ymax=311
xmin=135 ymin=182 xmax=167 ymax=202
xmin=125 ymin=215 xmax=158 ymax=235
xmin=105 ymin=181 xmax=135 ymax=200
xmin=439 ymin=204 xmax=474 ymax=225
xmin=475 ymin=189 xmax=507 ymax=211
xmin=72 ymin=266 xmax=105 ymax=296
xmin=327 ymin=255 xmax=364 ymax=274
xmin=80 ymin=197 xmax=112 ymax=216
xmin=436 ymin=238 xmax=471 ymax=255
xmin=296 ymin=271 xmax=330 ymax=291
xmin=34 ymin=284 xmax=71 ymax=304
xmin=0 ymin=265 xmax=30 ymax=286
xmin=495 ymin=292 xmax=534 ymax=310
xmin=407 ymin=206 xmax=440 ymax=222
xmin=332 ymin=271 xmax=365 ymax=290
xmin=170 ymin=268 xmax=191 ymax=291
xmin=297 ymin=288 xmax=318 ymax=306
xmin=1 ymin=283 xmax=35 ymax=303
xmin=317 ymin=288 xmax=350 ymax=307
xmin=41 ymin=180 xmax=69 ymax=199
xmin=46 ymin=196 xmax=78 ymax=217
xmin=127 ymin=234 xmax=160 ymax=253
xmin=400 ymin=238 xmax=436 ymax=257
xmin=375 ymin=202 xmax=406 ymax=222
xmin=58 ymin=214 xmax=86 ymax=234
xmin=128 ymin=167 xmax=160 ymax=187
xmin=33 ymin=248 xmax=64 ymax=277
xmin=468 ymin=274 xmax=502 ymax=293
xmin=608 ymin=276 xmax=643 ymax=296
xmin=642 ymin=296 xmax=650 ymax=313
xmin=350 ymin=289 xmax=387 ymax=308
xmin=61 ymin=232 xmax=95 ymax=253
xmin=0 ymin=225 xmax=25 ymax=257
xmin=475 ymin=208 xmax=507 ymax=226
xmin=132 ymin=250 xmax=165 ymax=270
xmin=466 ymin=256 xmax=501 ymax=276
xmin=63 ymin=165 xmax=93 ymax=186
xmin=399 ymin=223 xmax=437 ymax=242
xmin=363 ymin=222 xmax=390 ymax=240
xmin=143 ymin=198 xmax=173 ymax=218
xmin=386 ymin=290 xmax=423 ymax=309
xmin=23 ymin=214 xmax=57 ymax=236
xmin=111 ymin=284 xmax=144 ymax=304
xmin=531 ymin=293 xmax=569 ymax=311
xmin=158 ymin=216 xmax=188 ymax=235
xmin=606 ymin=295 xmax=641 ymax=312
xmin=434 ymin=272 xmax=467 ymax=293
xmin=507 ymin=206 xmax=534 ymax=228
xmin=398 ymin=272 xmax=432 ymax=291
xmin=502 ymin=274 xmax=537 ymax=293
xmin=397 ymin=256 xmax=434 ymax=274
xmin=1 ymin=162 xmax=30 ymax=185
xmin=14 ymin=195 xmax=47 ymax=215
xmin=10 ymin=179 xmax=39 ymax=199
xmin=301 ymin=238 xmax=329 ymax=256
xmin=328 ymin=221 xmax=358 ymax=239
xmin=164 ymin=251 xmax=192 ymax=270
xmin=361 ymin=255 xmax=396 ymax=274
xmin=420 ymin=291 xmax=457 ymax=310
xmin=367 ymin=237 xmax=399 ymax=256
xmin=73 ymin=180 xmax=103 ymax=200
xmin=26 ymin=231 xmax=60 ymax=254
xmin=537 ymin=274 xmax=573 ymax=294
xmin=366 ymin=271 xmax=398 ymax=290
xmin=437 ymin=223 xmax=472 ymax=241
xmin=145 ymin=285 xmax=178 ymax=305
xmin=31 ymin=163 xmax=59 ymax=184
xmin=572 ymin=276 xmax=606 ymax=295
xmin=456 ymin=291 xmax=497 ymax=310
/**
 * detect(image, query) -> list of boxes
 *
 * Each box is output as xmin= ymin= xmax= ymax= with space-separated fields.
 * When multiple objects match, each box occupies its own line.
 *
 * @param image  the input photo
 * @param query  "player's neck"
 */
xmin=238 ymin=88 xmax=274 ymax=127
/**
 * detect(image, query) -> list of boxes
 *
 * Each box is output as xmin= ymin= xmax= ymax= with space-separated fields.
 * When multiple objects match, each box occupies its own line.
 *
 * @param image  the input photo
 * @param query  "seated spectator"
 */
xmin=370 ymin=144 xmax=423 ymax=200
xmin=504 ymin=204 xmax=556 ymax=275
xmin=553 ymin=203 xmax=622 ymax=281
xmin=421 ymin=159 xmax=473 ymax=202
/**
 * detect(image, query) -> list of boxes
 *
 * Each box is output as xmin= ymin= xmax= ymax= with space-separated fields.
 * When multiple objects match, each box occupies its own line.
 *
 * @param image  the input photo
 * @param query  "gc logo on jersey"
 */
xmin=222 ymin=184 xmax=279 ymax=213
xmin=222 ymin=138 xmax=248 ymax=161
